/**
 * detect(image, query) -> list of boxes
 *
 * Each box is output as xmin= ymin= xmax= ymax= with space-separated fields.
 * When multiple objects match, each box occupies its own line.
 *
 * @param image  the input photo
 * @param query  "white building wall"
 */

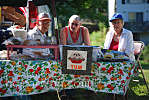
xmin=144 ymin=4 xmax=149 ymax=21
xmin=116 ymin=0 xmax=149 ymax=22
xmin=108 ymin=0 xmax=116 ymax=26
xmin=108 ymin=0 xmax=116 ymax=20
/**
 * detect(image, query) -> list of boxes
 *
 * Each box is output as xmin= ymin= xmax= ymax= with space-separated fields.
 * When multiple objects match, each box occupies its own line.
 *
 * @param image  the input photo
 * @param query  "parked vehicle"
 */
xmin=0 ymin=0 xmax=58 ymax=50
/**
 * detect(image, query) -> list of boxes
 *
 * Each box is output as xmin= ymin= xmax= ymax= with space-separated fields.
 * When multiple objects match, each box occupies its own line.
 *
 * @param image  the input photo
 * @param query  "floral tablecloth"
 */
xmin=0 ymin=60 xmax=135 ymax=97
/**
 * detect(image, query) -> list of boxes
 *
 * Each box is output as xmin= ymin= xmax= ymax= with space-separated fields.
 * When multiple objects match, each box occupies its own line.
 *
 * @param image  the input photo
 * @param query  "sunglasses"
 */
xmin=112 ymin=21 xmax=121 ymax=25
xmin=71 ymin=23 xmax=79 ymax=26
xmin=39 ymin=21 xmax=50 ymax=25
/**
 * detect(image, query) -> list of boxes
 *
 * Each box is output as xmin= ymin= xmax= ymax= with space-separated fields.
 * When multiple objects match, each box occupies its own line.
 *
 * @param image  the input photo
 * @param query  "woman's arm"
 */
xmin=125 ymin=31 xmax=134 ymax=56
xmin=83 ymin=27 xmax=91 ymax=46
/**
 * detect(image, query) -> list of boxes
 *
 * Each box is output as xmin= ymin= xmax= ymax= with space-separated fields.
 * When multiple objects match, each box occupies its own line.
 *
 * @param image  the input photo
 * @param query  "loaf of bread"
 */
xmin=104 ymin=52 xmax=114 ymax=59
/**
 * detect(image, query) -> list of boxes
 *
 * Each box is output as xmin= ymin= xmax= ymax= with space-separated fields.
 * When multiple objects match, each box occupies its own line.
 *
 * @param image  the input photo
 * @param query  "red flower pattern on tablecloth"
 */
xmin=0 ymin=70 xmax=4 ymax=76
xmin=128 ymin=72 xmax=131 ymax=76
xmin=88 ymin=81 xmax=91 ymax=87
xmin=35 ymin=70 xmax=39 ymax=74
xmin=16 ymin=86 xmax=19 ymax=92
xmin=19 ymin=62 xmax=22 ymax=65
xmin=74 ymin=82 xmax=79 ymax=86
xmin=37 ymin=67 xmax=41 ymax=71
xmin=121 ymin=80 xmax=125 ymax=84
xmin=110 ymin=77 xmax=114 ymax=81
xmin=8 ymin=71 xmax=14 ymax=76
xmin=36 ymin=85 xmax=43 ymax=90
xmin=29 ymin=69 xmax=34 ymax=73
xmin=95 ymin=62 xmax=100 ymax=67
xmin=85 ymin=77 xmax=89 ymax=80
xmin=53 ymin=73 xmax=57 ymax=76
xmin=24 ymin=65 xmax=28 ymax=69
xmin=52 ymin=82 xmax=55 ymax=87
xmin=49 ymin=77 xmax=53 ymax=81
xmin=118 ymin=69 xmax=124 ymax=75
xmin=45 ymin=68 xmax=50 ymax=74
xmin=126 ymin=76 xmax=130 ymax=79
xmin=0 ymin=60 xmax=136 ymax=97
xmin=71 ymin=81 xmax=75 ymax=85
xmin=101 ymin=67 xmax=106 ymax=71
xmin=107 ymin=84 xmax=115 ymax=90
xmin=1 ymin=80 xmax=7 ymax=84
xmin=17 ymin=77 xmax=21 ymax=80
xmin=0 ymin=89 xmax=7 ymax=94
xmin=107 ymin=69 xmax=111 ymax=74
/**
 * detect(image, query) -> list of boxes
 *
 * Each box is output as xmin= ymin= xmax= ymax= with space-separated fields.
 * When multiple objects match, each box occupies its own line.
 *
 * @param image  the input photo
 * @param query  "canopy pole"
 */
xmin=26 ymin=0 xmax=29 ymax=32
xmin=51 ymin=0 xmax=59 ymax=44
xmin=26 ymin=0 xmax=33 ymax=32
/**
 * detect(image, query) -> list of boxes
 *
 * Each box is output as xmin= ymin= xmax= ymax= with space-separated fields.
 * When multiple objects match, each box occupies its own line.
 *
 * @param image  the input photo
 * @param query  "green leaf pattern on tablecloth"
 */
xmin=0 ymin=60 xmax=135 ymax=96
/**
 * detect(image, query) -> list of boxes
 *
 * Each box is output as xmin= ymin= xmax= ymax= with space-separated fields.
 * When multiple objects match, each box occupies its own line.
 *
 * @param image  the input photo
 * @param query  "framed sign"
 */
xmin=62 ymin=45 xmax=93 ymax=75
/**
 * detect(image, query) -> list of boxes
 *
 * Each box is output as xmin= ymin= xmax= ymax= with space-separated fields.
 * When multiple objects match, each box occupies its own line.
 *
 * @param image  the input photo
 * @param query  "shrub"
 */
xmin=142 ymin=45 xmax=149 ymax=62
xmin=90 ymin=22 xmax=107 ymax=47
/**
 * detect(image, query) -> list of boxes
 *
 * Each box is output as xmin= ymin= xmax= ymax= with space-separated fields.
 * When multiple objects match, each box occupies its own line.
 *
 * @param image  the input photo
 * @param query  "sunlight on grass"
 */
xmin=129 ymin=60 xmax=149 ymax=97
xmin=131 ymin=84 xmax=148 ymax=96
xmin=90 ymin=31 xmax=105 ymax=47
xmin=142 ymin=70 xmax=149 ymax=81
xmin=140 ymin=60 xmax=149 ymax=87
xmin=90 ymin=22 xmax=107 ymax=47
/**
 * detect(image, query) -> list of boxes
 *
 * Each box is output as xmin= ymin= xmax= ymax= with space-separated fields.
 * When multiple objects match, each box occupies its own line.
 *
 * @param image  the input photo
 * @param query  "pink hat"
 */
xmin=37 ymin=13 xmax=51 ymax=21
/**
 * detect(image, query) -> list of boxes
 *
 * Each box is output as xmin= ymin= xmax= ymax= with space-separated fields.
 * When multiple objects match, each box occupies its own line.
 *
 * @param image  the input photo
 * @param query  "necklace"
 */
xmin=113 ymin=34 xmax=120 ymax=42
xmin=113 ymin=29 xmax=122 ymax=42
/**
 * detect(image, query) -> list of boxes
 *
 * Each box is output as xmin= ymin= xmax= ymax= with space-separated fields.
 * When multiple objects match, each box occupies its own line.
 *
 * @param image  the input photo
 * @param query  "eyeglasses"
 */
xmin=112 ymin=20 xmax=122 ymax=25
xmin=39 ymin=21 xmax=50 ymax=25
xmin=71 ymin=23 xmax=79 ymax=26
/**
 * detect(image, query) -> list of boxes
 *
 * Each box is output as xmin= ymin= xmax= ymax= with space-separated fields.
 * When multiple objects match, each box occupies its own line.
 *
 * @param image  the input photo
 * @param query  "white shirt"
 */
xmin=28 ymin=26 xmax=47 ymax=44
xmin=23 ymin=26 xmax=50 ymax=58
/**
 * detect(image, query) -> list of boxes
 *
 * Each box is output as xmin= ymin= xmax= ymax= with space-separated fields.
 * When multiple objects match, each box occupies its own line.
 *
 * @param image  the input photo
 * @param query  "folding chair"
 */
xmin=111 ymin=41 xmax=148 ymax=100
xmin=133 ymin=41 xmax=149 ymax=92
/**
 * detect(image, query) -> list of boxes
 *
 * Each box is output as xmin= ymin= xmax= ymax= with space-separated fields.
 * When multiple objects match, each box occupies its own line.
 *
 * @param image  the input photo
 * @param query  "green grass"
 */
xmin=143 ymin=70 xmax=149 ymax=81
xmin=90 ymin=31 xmax=105 ymax=47
xmin=90 ymin=25 xmax=107 ymax=47
xmin=140 ymin=60 xmax=149 ymax=87
xmin=126 ymin=60 xmax=149 ymax=99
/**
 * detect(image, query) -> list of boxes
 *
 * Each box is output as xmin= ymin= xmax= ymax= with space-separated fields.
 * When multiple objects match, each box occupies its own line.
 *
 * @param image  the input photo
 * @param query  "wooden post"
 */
xmin=51 ymin=0 xmax=59 ymax=44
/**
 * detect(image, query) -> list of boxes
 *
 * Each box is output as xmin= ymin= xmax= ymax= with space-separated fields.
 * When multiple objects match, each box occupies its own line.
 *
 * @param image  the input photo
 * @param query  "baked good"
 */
xmin=104 ymin=52 xmax=114 ymax=59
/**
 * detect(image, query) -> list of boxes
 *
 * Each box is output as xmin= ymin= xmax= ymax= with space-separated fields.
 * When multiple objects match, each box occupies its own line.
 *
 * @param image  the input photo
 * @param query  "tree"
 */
xmin=55 ymin=0 xmax=108 ymax=27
